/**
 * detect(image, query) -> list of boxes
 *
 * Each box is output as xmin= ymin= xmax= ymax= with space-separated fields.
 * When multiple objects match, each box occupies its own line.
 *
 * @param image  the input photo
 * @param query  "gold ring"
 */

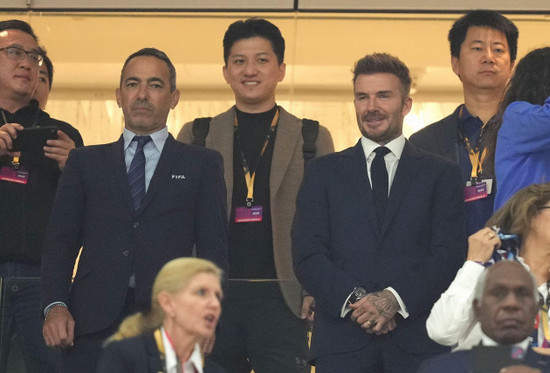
xmin=365 ymin=320 xmax=372 ymax=327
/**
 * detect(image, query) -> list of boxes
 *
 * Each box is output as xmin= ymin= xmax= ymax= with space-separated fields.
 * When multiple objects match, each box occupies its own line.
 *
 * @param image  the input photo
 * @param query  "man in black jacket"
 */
xmin=409 ymin=10 xmax=518 ymax=236
xmin=0 ymin=19 xmax=83 ymax=373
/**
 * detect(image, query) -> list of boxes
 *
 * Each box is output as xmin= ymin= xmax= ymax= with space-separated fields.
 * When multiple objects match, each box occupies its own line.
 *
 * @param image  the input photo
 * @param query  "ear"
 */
xmin=277 ymin=62 xmax=286 ymax=83
xmin=222 ymin=65 xmax=229 ymax=84
xmin=402 ymin=97 xmax=413 ymax=117
xmin=157 ymin=291 xmax=174 ymax=316
xmin=170 ymin=89 xmax=180 ymax=109
xmin=115 ymin=88 xmax=122 ymax=108
xmin=451 ymin=56 xmax=461 ymax=78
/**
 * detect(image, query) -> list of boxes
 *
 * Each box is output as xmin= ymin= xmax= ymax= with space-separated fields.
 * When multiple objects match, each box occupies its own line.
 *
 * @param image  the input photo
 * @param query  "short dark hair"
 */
xmin=352 ymin=53 xmax=412 ymax=96
xmin=120 ymin=48 xmax=177 ymax=92
xmin=223 ymin=18 xmax=285 ymax=65
xmin=448 ymin=10 xmax=519 ymax=62
xmin=0 ymin=19 xmax=39 ymax=42
xmin=40 ymin=50 xmax=54 ymax=90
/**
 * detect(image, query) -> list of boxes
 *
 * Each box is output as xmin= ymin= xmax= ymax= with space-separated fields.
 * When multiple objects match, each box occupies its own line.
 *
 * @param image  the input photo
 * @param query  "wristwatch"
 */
xmin=348 ymin=287 xmax=367 ymax=304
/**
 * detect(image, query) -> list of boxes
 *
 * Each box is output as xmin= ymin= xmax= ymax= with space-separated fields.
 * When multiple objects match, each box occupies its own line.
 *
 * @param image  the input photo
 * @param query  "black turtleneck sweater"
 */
xmin=0 ymin=100 xmax=83 ymax=263
xmin=229 ymin=106 xmax=278 ymax=280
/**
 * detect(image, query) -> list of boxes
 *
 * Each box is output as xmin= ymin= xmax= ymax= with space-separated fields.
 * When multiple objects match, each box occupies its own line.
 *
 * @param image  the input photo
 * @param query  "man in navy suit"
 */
xmin=40 ymin=48 xmax=228 ymax=372
xmin=292 ymin=53 xmax=466 ymax=372
xmin=419 ymin=261 xmax=550 ymax=373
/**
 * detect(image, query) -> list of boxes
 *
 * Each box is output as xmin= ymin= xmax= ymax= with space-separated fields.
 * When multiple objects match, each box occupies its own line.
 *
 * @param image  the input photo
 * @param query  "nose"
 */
xmin=17 ymin=55 xmax=33 ymax=70
xmin=136 ymin=84 xmax=148 ymax=100
xmin=501 ymin=292 xmax=521 ymax=310
xmin=243 ymin=61 xmax=257 ymax=75
xmin=482 ymin=48 xmax=496 ymax=64
xmin=365 ymin=97 xmax=379 ymax=112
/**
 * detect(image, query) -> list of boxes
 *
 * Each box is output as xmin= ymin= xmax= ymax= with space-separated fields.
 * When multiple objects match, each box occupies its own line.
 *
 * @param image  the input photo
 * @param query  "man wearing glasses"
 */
xmin=0 ymin=19 xmax=83 ymax=373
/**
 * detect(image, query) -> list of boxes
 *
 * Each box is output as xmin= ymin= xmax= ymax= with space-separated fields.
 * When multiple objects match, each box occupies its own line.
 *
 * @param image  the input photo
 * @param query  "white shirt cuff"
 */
xmin=386 ymin=287 xmax=409 ymax=319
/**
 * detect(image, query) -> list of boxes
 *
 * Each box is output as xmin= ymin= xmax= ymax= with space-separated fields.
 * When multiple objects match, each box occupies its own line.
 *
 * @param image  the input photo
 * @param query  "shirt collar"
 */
xmin=123 ymin=127 xmax=169 ymax=153
xmin=161 ymin=328 xmax=203 ymax=373
xmin=458 ymin=104 xmax=475 ymax=123
xmin=184 ymin=343 xmax=203 ymax=373
xmin=480 ymin=331 xmax=531 ymax=351
xmin=360 ymin=134 xmax=405 ymax=160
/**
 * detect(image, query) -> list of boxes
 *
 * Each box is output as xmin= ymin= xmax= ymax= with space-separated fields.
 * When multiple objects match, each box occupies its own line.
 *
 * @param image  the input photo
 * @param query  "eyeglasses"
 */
xmin=538 ymin=206 xmax=550 ymax=211
xmin=0 ymin=46 xmax=43 ymax=66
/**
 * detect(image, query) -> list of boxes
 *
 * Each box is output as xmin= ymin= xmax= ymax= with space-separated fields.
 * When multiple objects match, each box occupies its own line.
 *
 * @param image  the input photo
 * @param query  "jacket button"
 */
xmin=122 ymin=250 xmax=130 ymax=257
xmin=133 ymin=222 xmax=140 ymax=229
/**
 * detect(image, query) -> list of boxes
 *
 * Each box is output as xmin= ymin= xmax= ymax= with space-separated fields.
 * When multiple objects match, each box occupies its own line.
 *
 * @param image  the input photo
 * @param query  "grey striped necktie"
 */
xmin=128 ymin=135 xmax=152 ymax=210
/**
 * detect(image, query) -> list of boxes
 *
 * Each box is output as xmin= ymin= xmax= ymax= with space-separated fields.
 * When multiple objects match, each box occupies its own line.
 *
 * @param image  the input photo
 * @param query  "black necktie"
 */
xmin=371 ymin=146 xmax=391 ymax=228
xmin=128 ymin=135 xmax=152 ymax=210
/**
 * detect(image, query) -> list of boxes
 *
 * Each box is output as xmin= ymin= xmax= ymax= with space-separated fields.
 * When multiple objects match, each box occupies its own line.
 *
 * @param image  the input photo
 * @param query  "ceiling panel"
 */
xmin=298 ymin=0 xmax=550 ymax=12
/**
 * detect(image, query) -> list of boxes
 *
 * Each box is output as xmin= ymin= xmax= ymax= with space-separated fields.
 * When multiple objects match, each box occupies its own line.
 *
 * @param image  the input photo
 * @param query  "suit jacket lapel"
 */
xmin=108 ymin=135 xmax=135 ymax=213
xmin=381 ymin=141 xmax=422 ymax=235
xmin=270 ymin=107 xmax=301 ymax=198
xmin=144 ymin=333 xmax=164 ymax=373
xmin=344 ymin=141 xmax=380 ymax=239
xmin=140 ymin=134 xmax=178 ymax=212
xmin=443 ymin=106 xmax=461 ymax=163
xmin=209 ymin=108 xmax=235 ymax=218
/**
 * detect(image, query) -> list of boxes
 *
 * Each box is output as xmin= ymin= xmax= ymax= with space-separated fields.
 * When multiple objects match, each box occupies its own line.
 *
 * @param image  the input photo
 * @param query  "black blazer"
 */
xmin=41 ymin=134 xmax=228 ymax=336
xmin=292 ymin=140 xmax=466 ymax=361
xmin=408 ymin=106 xmax=461 ymax=163
xmin=96 ymin=333 xmax=227 ymax=373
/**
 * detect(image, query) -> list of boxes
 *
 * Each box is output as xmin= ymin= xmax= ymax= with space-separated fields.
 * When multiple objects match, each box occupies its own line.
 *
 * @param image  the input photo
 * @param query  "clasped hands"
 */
xmin=349 ymin=289 xmax=398 ymax=335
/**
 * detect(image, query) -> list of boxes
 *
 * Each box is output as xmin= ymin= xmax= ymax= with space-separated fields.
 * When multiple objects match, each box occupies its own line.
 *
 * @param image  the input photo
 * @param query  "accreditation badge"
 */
xmin=0 ymin=166 xmax=29 ymax=184
xmin=234 ymin=206 xmax=263 ymax=223
xmin=464 ymin=179 xmax=493 ymax=202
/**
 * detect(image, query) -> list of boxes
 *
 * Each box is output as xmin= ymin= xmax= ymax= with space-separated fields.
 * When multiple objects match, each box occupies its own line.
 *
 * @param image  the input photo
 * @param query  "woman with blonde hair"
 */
xmin=96 ymin=257 xmax=224 ymax=373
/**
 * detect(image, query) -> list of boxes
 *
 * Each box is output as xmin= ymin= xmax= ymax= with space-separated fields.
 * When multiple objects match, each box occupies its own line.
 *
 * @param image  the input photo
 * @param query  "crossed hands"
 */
xmin=349 ymin=289 xmax=398 ymax=335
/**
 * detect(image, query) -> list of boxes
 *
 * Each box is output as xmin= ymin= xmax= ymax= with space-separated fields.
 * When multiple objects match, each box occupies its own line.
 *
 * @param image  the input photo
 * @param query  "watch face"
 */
xmin=350 ymin=287 xmax=367 ymax=304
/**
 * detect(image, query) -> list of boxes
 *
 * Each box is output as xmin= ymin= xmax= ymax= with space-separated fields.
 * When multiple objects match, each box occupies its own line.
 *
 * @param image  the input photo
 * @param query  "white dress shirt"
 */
xmin=161 ymin=327 xmax=203 ymax=373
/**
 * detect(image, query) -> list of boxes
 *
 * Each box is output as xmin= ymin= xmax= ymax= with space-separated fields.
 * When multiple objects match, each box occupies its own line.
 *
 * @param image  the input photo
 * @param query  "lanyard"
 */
xmin=1 ymin=110 xmax=21 ymax=168
xmin=234 ymin=108 xmax=279 ymax=207
xmin=540 ymin=282 xmax=550 ymax=347
xmin=154 ymin=328 xmax=169 ymax=373
xmin=456 ymin=108 xmax=490 ymax=182
xmin=541 ymin=303 xmax=550 ymax=347
xmin=155 ymin=328 xmax=188 ymax=373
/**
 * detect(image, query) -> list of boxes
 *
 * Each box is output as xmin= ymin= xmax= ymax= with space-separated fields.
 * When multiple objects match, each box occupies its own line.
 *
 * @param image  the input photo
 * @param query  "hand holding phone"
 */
xmin=11 ymin=126 xmax=59 ymax=152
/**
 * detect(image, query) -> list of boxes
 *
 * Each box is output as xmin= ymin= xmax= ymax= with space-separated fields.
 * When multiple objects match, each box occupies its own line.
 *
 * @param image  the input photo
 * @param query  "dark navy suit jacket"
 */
xmin=292 ymin=140 xmax=466 ymax=361
xmin=41 ymin=134 xmax=228 ymax=336
xmin=96 ymin=333 xmax=227 ymax=373
xmin=418 ymin=347 xmax=550 ymax=373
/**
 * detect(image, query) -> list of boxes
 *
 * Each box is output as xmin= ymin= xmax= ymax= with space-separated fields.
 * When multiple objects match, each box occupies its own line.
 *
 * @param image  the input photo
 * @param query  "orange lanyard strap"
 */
xmin=234 ymin=109 xmax=279 ymax=207
xmin=456 ymin=111 xmax=489 ymax=181
xmin=542 ymin=300 xmax=550 ymax=345
xmin=154 ymin=328 xmax=168 ymax=373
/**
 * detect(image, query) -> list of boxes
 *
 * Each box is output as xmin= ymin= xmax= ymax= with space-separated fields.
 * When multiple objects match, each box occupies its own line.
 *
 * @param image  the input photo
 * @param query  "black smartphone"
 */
xmin=11 ymin=126 xmax=58 ymax=152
